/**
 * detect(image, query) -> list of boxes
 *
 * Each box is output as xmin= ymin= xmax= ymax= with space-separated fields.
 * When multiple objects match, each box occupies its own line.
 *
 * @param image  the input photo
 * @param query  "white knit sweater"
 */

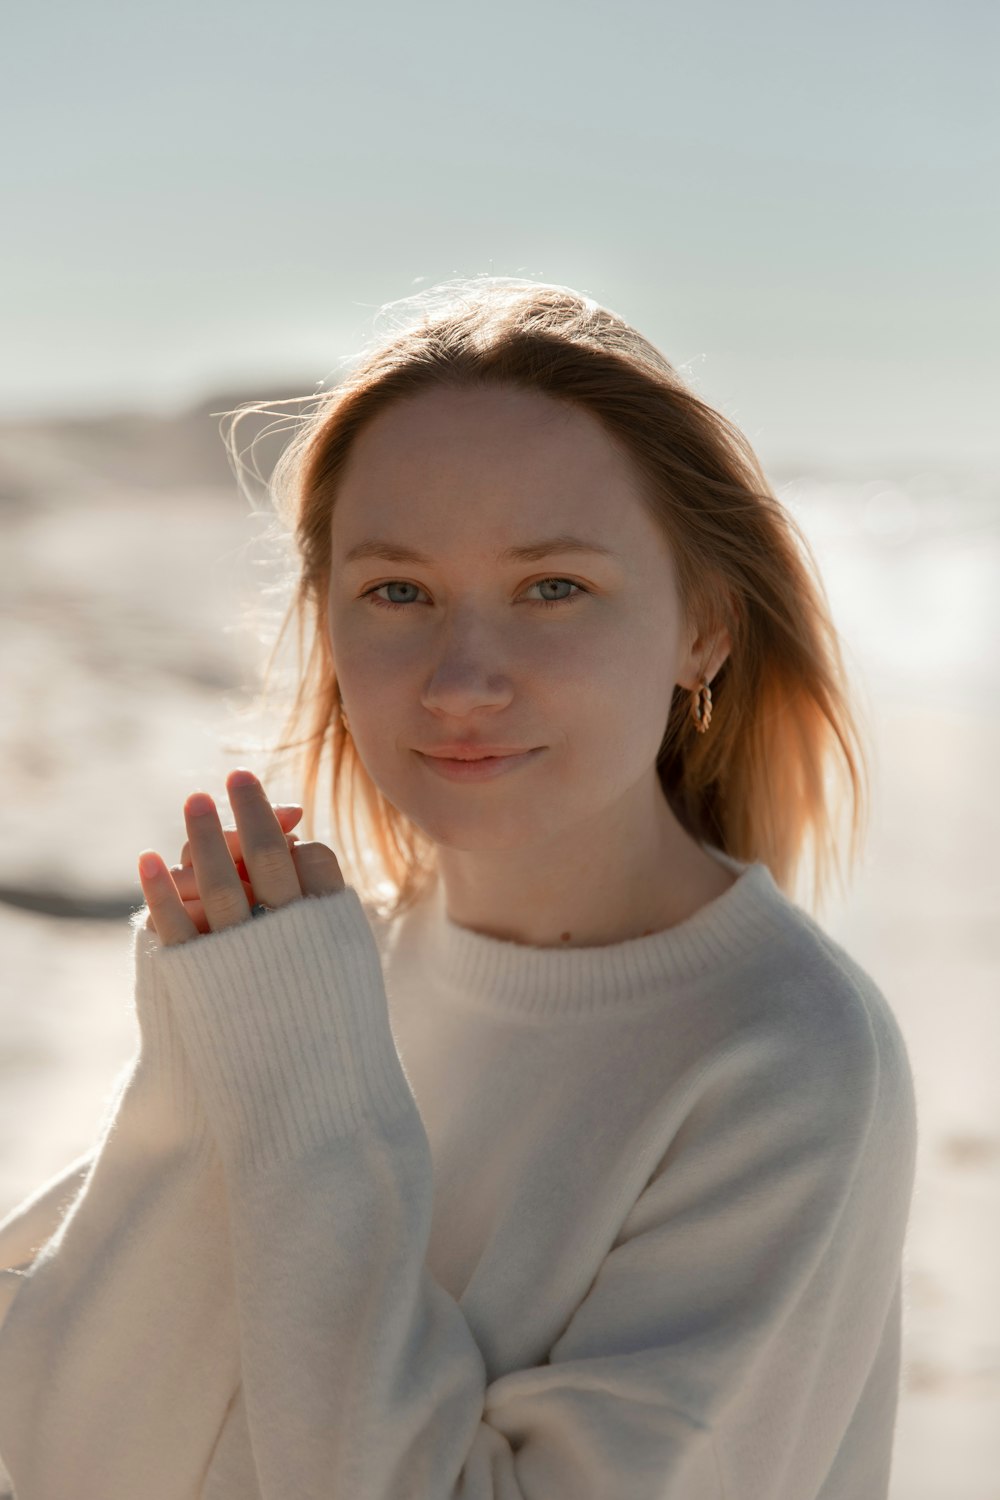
xmin=0 ymin=852 xmax=917 ymax=1498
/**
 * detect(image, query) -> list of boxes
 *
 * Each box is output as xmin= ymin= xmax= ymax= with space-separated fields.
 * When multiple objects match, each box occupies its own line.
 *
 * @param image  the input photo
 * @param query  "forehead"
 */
xmin=332 ymin=384 xmax=661 ymax=559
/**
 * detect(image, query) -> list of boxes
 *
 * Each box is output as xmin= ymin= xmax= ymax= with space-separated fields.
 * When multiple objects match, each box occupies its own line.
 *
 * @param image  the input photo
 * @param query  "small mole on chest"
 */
xmin=560 ymin=931 xmax=571 ymax=942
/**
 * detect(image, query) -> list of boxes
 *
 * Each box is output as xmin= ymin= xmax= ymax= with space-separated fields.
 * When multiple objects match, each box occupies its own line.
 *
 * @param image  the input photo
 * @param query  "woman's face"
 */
xmin=327 ymin=384 xmax=716 ymax=854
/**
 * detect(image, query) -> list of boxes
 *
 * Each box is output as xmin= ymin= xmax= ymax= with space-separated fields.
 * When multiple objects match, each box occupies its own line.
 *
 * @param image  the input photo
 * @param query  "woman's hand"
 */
xmin=137 ymin=769 xmax=345 ymax=948
xmin=139 ymin=797 xmax=303 ymax=934
xmin=163 ymin=803 xmax=304 ymax=931
xmin=175 ymin=801 xmax=304 ymax=874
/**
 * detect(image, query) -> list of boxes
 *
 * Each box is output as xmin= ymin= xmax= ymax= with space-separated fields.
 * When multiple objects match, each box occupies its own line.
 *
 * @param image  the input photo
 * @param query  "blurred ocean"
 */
xmin=0 ymin=404 xmax=997 ymax=1498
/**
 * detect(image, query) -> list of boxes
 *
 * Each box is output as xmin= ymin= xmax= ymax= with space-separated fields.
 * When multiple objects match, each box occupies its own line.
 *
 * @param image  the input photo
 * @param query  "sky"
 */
xmin=3 ymin=0 xmax=997 ymax=469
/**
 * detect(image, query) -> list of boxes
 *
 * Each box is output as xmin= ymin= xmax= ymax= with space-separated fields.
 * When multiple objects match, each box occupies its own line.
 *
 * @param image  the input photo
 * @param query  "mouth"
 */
xmin=415 ymin=746 xmax=545 ymax=779
xmin=418 ymin=748 xmax=539 ymax=761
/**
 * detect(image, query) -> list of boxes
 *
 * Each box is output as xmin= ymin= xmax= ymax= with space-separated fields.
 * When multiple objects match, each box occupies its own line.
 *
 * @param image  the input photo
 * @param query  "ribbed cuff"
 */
xmin=149 ymin=887 xmax=413 ymax=1172
xmin=126 ymin=910 xmax=215 ymax=1161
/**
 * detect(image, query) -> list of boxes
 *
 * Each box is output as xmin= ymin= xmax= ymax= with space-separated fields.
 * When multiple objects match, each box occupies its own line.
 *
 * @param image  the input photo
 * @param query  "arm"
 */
xmin=155 ymin=885 xmax=917 ymax=1499
xmin=0 ymin=1147 xmax=96 ymax=1277
xmin=0 ymin=911 xmax=242 ymax=1499
xmin=0 ymin=1146 xmax=98 ymax=1381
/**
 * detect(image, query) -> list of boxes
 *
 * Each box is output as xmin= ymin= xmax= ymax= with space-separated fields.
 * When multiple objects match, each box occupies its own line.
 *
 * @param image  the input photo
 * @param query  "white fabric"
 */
xmin=0 ymin=851 xmax=918 ymax=1498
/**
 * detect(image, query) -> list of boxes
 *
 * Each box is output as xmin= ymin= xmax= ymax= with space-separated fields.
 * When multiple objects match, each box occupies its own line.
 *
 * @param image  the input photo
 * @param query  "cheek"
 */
xmin=526 ymin=619 xmax=626 ymax=683
xmin=329 ymin=607 xmax=411 ymax=690
xmin=331 ymin=605 xmax=675 ymax=712
xmin=555 ymin=623 xmax=670 ymax=704
xmin=573 ymin=632 xmax=677 ymax=759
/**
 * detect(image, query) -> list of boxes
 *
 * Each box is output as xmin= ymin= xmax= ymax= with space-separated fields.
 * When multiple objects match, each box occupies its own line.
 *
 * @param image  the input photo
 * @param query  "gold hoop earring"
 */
xmin=690 ymin=676 xmax=713 ymax=734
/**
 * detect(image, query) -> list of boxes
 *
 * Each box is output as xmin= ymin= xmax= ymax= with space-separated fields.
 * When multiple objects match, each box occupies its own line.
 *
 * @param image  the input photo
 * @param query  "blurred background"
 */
xmin=1 ymin=1 xmax=997 ymax=1495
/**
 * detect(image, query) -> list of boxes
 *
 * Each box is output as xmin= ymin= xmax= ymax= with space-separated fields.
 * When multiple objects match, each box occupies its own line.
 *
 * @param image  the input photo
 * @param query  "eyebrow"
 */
xmin=342 ymin=534 xmax=619 ymax=566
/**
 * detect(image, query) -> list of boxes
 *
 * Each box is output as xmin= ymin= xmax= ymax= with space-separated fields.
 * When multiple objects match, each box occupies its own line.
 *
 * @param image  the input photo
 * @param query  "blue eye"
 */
xmin=526 ymin=578 xmax=587 ymax=608
xmin=365 ymin=581 xmax=425 ymax=610
xmin=362 ymin=579 xmax=590 ymax=612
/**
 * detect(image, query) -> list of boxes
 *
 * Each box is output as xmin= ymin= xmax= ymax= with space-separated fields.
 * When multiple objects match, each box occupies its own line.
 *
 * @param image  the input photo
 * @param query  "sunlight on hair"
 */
xmin=207 ymin=275 xmax=871 ymax=923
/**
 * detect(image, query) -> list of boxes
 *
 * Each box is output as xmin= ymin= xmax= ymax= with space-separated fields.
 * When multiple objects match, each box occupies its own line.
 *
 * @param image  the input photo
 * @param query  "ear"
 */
xmin=678 ymin=623 xmax=732 ymax=691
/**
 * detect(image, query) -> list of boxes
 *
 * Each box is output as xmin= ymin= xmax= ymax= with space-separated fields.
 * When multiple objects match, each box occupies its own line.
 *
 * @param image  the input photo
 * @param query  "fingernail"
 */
xmin=138 ymin=852 xmax=161 ymax=878
xmin=229 ymin=768 xmax=258 ymax=788
xmin=187 ymin=792 xmax=215 ymax=817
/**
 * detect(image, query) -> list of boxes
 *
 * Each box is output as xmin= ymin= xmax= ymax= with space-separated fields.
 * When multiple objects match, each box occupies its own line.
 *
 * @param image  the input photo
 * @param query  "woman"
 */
xmin=0 ymin=279 xmax=918 ymax=1498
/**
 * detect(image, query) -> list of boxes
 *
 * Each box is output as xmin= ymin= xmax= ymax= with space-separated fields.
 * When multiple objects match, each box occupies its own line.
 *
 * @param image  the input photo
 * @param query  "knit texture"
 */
xmin=0 ymin=852 xmax=918 ymax=1498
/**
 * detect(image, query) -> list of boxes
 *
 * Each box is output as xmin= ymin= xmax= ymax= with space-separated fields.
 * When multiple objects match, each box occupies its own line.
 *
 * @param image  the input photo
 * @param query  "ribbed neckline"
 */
xmin=411 ymin=850 xmax=789 ymax=1017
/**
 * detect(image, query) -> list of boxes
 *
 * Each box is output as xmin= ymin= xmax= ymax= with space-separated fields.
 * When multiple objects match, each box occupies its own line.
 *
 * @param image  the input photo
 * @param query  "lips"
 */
xmin=419 ymin=746 xmax=535 ymax=760
xmin=417 ymin=746 xmax=544 ymax=781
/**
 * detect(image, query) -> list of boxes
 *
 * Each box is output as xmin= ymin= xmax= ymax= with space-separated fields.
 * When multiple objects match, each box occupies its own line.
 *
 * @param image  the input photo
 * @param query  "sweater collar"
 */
xmin=405 ymin=851 xmax=787 ymax=1017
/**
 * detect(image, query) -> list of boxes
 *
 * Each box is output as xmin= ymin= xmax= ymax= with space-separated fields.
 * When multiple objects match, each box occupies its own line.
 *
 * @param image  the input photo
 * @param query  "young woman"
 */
xmin=0 ymin=279 xmax=917 ymax=1498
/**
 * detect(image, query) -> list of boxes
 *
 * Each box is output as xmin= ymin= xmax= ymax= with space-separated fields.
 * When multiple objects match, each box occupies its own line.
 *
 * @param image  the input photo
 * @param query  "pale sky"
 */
xmin=3 ymin=0 xmax=997 ymax=468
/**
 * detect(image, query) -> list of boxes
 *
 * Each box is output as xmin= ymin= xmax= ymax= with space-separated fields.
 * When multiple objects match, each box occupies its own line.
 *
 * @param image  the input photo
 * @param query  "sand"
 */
xmin=0 ymin=438 xmax=997 ymax=1496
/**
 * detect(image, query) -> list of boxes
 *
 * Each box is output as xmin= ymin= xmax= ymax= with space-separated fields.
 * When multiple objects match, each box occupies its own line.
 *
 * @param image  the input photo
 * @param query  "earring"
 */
xmin=690 ymin=676 xmax=713 ymax=734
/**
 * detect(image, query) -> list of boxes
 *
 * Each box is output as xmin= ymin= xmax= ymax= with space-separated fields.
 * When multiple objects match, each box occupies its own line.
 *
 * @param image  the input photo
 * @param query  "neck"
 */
xmin=433 ymin=780 xmax=735 ymax=949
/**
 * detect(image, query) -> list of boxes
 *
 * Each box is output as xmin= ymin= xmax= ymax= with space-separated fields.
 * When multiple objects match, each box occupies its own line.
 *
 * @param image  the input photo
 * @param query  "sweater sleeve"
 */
xmin=146 ymin=885 xmax=917 ymax=1500
xmin=0 ymin=1147 xmax=97 ymax=1276
xmin=0 ymin=912 xmax=243 ymax=1500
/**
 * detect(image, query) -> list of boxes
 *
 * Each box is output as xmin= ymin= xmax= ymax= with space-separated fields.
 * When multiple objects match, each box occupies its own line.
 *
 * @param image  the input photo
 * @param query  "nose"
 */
xmin=418 ymin=617 xmax=515 ymax=721
xmin=420 ymin=663 xmax=514 ymax=721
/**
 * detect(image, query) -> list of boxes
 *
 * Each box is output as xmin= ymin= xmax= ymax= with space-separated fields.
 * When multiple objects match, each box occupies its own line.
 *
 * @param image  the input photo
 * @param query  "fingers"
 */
xmin=222 ymin=771 xmax=304 ymax=913
xmin=139 ymin=774 xmax=341 ymax=948
xmin=169 ymin=842 xmax=341 ymax=910
xmin=174 ymin=833 xmax=300 ymax=893
xmin=178 ymin=804 xmax=302 ymax=868
xmin=137 ymin=852 xmax=200 ymax=947
xmin=164 ymin=863 xmax=256 ymax=906
xmin=290 ymin=841 xmax=346 ymax=900
xmin=183 ymin=792 xmax=254 ymax=934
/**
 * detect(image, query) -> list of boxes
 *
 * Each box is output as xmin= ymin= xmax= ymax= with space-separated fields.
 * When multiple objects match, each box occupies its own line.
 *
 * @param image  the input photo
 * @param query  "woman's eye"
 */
xmin=364 ymin=581 xmax=426 ymax=610
xmin=525 ymin=578 xmax=588 ymax=608
xmin=362 ymin=579 xmax=589 ymax=612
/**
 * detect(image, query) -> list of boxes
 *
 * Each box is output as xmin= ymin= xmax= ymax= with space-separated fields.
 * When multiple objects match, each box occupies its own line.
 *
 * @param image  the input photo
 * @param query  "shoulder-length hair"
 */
xmin=225 ymin=278 xmax=870 ymax=922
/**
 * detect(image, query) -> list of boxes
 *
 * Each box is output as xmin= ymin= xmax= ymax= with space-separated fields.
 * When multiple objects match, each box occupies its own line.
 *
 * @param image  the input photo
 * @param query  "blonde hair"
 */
xmin=225 ymin=277 xmax=871 ymax=922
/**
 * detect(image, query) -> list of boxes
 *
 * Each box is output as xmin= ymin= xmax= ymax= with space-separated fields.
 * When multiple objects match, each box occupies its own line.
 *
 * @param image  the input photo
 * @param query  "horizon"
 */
xmin=1 ymin=366 xmax=995 ymax=480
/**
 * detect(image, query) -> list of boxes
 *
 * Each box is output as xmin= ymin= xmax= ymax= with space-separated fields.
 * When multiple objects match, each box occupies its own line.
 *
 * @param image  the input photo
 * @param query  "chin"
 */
xmin=404 ymin=801 xmax=550 ymax=854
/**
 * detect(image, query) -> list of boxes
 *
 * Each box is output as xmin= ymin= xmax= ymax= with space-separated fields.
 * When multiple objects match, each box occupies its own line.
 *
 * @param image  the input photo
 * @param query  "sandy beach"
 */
xmin=1 ymin=415 xmax=997 ymax=1497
